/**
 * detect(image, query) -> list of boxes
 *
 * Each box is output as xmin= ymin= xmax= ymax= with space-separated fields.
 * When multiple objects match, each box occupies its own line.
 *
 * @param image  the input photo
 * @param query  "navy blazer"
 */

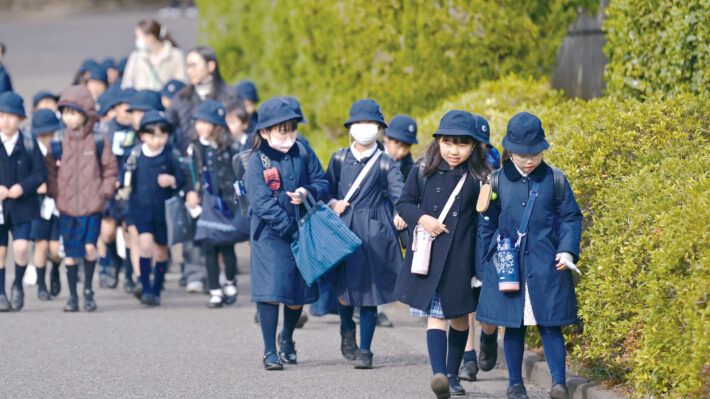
xmin=475 ymin=161 xmax=583 ymax=327
xmin=0 ymin=132 xmax=47 ymax=224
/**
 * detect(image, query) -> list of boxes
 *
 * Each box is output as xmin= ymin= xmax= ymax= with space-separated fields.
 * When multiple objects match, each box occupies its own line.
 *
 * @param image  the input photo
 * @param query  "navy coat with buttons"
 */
xmin=126 ymin=144 xmax=186 ymax=224
xmin=189 ymin=140 xmax=240 ymax=213
xmin=0 ymin=132 xmax=47 ymax=224
xmin=325 ymin=146 xmax=404 ymax=307
xmin=395 ymin=162 xmax=482 ymax=318
xmin=245 ymin=141 xmax=330 ymax=305
xmin=475 ymin=161 xmax=582 ymax=327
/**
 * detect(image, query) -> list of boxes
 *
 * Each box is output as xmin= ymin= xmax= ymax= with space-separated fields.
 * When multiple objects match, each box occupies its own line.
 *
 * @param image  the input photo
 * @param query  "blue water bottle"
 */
xmin=494 ymin=236 xmax=520 ymax=292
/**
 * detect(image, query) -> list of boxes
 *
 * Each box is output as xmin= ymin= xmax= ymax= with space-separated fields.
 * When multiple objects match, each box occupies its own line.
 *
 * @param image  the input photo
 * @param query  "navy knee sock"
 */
xmin=257 ymin=302 xmax=279 ymax=355
xmin=124 ymin=249 xmax=133 ymax=279
xmin=66 ymin=264 xmax=78 ymax=298
xmin=13 ymin=264 xmax=27 ymax=291
xmin=50 ymin=261 xmax=60 ymax=278
xmin=538 ymin=325 xmax=566 ymax=385
xmin=359 ymin=306 xmax=377 ymax=351
xmin=338 ymin=303 xmax=356 ymax=332
xmin=463 ymin=350 xmax=477 ymax=363
xmin=139 ymin=257 xmax=152 ymax=295
xmin=106 ymin=241 xmax=119 ymax=265
xmin=36 ymin=267 xmax=47 ymax=290
xmin=0 ymin=268 xmax=5 ymax=295
xmin=427 ymin=329 xmax=447 ymax=375
xmin=481 ymin=327 xmax=498 ymax=345
xmin=447 ymin=328 xmax=469 ymax=380
xmin=153 ymin=261 xmax=167 ymax=297
xmin=504 ymin=326 xmax=526 ymax=387
xmin=281 ymin=306 xmax=302 ymax=343
xmin=83 ymin=260 xmax=96 ymax=292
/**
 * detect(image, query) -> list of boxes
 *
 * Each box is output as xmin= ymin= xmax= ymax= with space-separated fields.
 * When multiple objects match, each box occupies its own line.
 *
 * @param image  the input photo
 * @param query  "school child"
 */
xmin=184 ymin=99 xmax=242 ymax=308
xmin=472 ymin=114 xmax=501 ymax=170
xmin=29 ymin=109 xmax=63 ymax=300
xmin=86 ymin=65 xmax=108 ymax=101
xmin=325 ymin=99 xmax=404 ymax=369
xmin=245 ymin=96 xmax=329 ymax=370
xmin=0 ymin=91 xmax=46 ymax=311
xmin=96 ymin=89 xmax=120 ymax=124
xmin=476 ymin=112 xmax=582 ymax=399
xmin=224 ymin=99 xmax=250 ymax=150
xmin=102 ymin=58 xmax=120 ymax=86
xmin=383 ymin=114 xmax=417 ymax=179
xmin=0 ymin=43 xmax=13 ymax=94
xmin=122 ymin=110 xmax=184 ymax=306
xmin=235 ymin=80 xmax=259 ymax=135
xmin=394 ymin=110 xmax=490 ymax=398
xmin=32 ymin=91 xmax=59 ymax=113
xmin=47 ymin=85 xmax=118 ymax=312
xmin=160 ymin=79 xmax=186 ymax=111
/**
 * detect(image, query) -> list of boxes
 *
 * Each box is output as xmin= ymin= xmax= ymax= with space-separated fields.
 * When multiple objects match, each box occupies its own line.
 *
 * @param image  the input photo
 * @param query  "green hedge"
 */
xmin=417 ymin=76 xmax=710 ymax=397
xmin=198 ymin=0 xmax=596 ymax=136
xmin=603 ymin=0 xmax=710 ymax=99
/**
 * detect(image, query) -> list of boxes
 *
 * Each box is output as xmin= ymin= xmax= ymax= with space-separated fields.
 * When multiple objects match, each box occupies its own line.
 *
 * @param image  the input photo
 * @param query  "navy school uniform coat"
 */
xmin=395 ymin=162 xmax=482 ymax=318
xmin=0 ymin=132 xmax=47 ymax=224
xmin=245 ymin=141 xmax=330 ymax=305
xmin=125 ymin=144 xmax=186 ymax=224
xmin=325 ymin=146 xmax=404 ymax=307
xmin=475 ymin=161 xmax=582 ymax=327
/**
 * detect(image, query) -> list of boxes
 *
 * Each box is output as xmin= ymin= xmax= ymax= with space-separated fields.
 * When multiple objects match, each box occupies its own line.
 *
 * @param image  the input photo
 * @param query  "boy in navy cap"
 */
xmin=0 ymin=91 xmax=47 ymax=311
xmin=383 ymin=114 xmax=418 ymax=180
xmin=236 ymin=80 xmax=259 ymax=135
xmin=29 ymin=109 xmax=63 ymax=300
xmin=0 ymin=43 xmax=13 ymax=94
xmin=471 ymin=114 xmax=501 ymax=169
xmin=86 ymin=65 xmax=108 ymax=101
xmin=160 ymin=79 xmax=186 ymax=110
xmin=32 ymin=91 xmax=59 ymax=113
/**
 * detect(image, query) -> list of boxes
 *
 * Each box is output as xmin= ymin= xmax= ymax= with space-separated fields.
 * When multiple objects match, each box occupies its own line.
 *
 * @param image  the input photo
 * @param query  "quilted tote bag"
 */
xmin=290 ymin=193 xmax=362 ymax=286
xmin=194 ymin=192 xmax=249 ymax=245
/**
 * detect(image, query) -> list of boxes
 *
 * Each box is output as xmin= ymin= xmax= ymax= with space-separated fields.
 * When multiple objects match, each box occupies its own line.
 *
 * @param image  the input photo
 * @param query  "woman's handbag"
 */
xmin=495 ymin=180 xmax=541 ymax=292
xmin=410 ymin=173 xmax=468 ymax=275
xmin=290 ymin=193 xmax=362 ymax=286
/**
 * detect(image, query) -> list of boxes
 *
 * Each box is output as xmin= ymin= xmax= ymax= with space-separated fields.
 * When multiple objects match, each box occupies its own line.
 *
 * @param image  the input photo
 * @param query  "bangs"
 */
xmin=439 ymin=134 xmax=474 ymax=145
xmin=268 ymin=119 xmax=299 ymax=132
xmin=140 ymin=121 xmax=173 ymax=135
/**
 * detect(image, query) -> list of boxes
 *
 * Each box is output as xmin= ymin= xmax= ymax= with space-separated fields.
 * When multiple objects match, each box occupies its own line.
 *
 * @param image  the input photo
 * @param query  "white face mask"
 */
xmin=268 ymin=135 xmax=296 ymax=153
xmin=135 ymin=38 xmax=147 ymax=51
xmin=349 ymin=123 xmax=379 ymax=145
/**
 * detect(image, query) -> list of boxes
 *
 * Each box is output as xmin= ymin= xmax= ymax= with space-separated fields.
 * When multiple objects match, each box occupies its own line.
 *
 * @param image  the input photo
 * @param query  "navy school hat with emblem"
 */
xmin=236 ymin=80 xmax=259 ymax=103
xmin=96 ymin=90 xmax=120 ymax=117
xmin=161 ymin=79 xmax=186 ymax=99
xmin=31 ymin=109 xmax=62 ymax=136
xmin=281 ymin=96 xmax=307 ymax=124
xmin=344 ymin=99 xmax=387 ymax=128
xmin=192 ymin=99 xmax=227 ymax=127
xmin=254 ymin=97 xmax=302 ymax=131
xmin=32 ymin=91 xmax=59 ymax=108
xmin=471 ymin=114 xmax=491 ymax=145
xmin=127 ymin=90 xmax=164 ymax=112
xmin=139 ymin=109 xmax=172 ymax=132
xmin=0 ymin=91 xmax=27 ymax=118
xmin=502 ymin=112 xmax=549 ymax=155
xmin=433 ymin=110 xmax=475 ymax=138
xmin=384 ymin=114 xmax=418 ymax=145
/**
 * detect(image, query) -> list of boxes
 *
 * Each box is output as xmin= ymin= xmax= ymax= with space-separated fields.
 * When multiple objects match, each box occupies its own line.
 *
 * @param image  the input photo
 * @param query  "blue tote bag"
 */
xmin=291 ymin=193 xmax=362 ymax=286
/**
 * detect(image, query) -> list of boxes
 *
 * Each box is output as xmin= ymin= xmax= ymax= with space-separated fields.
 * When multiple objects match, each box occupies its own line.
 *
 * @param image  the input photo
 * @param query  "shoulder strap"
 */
xmin=332 ymin=147 xmax=348 ymax=182
xmin=378 ymin=153 xmax=390 ymax=198
xmin=515 ymin=180 xmax=542 ymax=247
xmin=125 ymin=145 xmax=142 ymax=171
xmin=437 ymin=173 xmax=467 ymax=223
xmin=549 ymin=166 xmax=566 ymax=213
xmin=22 ymin=131 xmax=35 ymax=168
xmin=416 ymin=160 xmax=427 ymax=204
xmin=488 ymin=169 xmax=501 ymax=195
xmin=342 ymin=149 xmax=382 ymax=203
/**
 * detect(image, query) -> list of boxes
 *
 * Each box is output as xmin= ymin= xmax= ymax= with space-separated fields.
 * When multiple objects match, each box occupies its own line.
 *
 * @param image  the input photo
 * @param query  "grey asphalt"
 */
xmin=0 ymin=7 xmax=550 ymax=398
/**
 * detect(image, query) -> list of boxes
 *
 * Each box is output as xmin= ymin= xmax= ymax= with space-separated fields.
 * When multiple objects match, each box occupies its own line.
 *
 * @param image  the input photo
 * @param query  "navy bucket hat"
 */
xmin=433 ymin=110 xmax=475 ymax=138
xmin=281 ymin=96 xmax=306 ymax=124
xmin=79 ymin=59 xmax=99 ymax=74
xmin=31 ymin=109 xmax=62 ymax=135
xmin=139 ymin=109 xmax=171 ymax=131
xmin=32 ymin=91 xmax=59 ymax=108
xmin=344 ymin=99 xmax=386 ymax=128
xmin=236 ymin=80 xmax=259 ymax=103
xmin=255 ymin=97 xmax=302 ymax=131
xmin=117 ymin=88 xmax=137 ymax=105
xmin=161 ymin=79 xmax=186 ymax=99
xmin=87 ymin=65 xmax=108 ymax=84
xmin=96 ymin=90 xmax=119 ymax=117
xmin=127 ymin=90 xmax=164 ymax=112
xmin=384 ymin=114 xmax=418 ymax=145
xmin=471 ymin=114 xmax=492 ymax=145
xmin=192 ymin=99 xmax=227 ymax=127
xmin=502 ymin=112 xmax=549 ymax=155
xmin=0 ymin=91 xmax=27 ymax=118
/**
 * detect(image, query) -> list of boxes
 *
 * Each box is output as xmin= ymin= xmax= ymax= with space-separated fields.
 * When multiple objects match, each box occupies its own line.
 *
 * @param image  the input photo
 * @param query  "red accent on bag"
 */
xmin=263 ymin=167 xmax=281 ymax=191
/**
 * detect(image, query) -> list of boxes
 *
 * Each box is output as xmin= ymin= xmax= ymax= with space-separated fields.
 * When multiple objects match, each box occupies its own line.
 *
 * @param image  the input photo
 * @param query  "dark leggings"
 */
xmin=203 ymin=243 xmax=237 ymax=290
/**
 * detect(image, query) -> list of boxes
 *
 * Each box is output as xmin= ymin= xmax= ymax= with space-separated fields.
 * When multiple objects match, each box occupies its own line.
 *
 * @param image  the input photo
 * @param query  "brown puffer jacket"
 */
xmin=47 ymin=85 xmax=118 ymax=217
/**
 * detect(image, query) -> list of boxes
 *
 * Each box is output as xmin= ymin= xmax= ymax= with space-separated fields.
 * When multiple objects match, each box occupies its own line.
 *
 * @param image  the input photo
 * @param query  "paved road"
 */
xmin=0 ymin=7 xmax=550 ymax=398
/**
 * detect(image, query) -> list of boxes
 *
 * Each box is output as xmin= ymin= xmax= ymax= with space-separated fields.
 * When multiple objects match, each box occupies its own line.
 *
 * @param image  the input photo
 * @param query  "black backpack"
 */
xmin=331 ymin=147 xmax=392 ymax=201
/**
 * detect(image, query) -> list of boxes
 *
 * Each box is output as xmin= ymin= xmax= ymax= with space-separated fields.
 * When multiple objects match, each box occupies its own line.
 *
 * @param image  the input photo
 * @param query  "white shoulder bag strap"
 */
xmin=342 ymin=148 xmax=383 ymax=203
xmin=437 ymin=173 xmax=468 ymax=223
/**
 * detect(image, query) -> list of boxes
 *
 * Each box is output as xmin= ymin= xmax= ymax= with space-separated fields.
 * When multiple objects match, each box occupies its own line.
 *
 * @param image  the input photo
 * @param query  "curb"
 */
xmin=475 ymin=326 xmax=626 ymax=399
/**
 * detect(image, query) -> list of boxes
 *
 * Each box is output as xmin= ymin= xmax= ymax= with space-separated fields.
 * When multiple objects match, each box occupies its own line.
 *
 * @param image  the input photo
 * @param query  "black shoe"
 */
xmin=0 ymin=294 xmax=10 ymax=312
xmin=38 ymin=287 xmax=52 ymax=301
xmin=10 ymin=284 xmax=24 ymax=311
xmin=430 ymin=373 xmax=451 ymax=399
xmin=354 ymin=349 xmax=373 ymax=369
xmin=507 ymin=383 xmax=529 ymax=399
xmin=50 ymin=270 xmax=61 ymax=296
xmin=447 ymin=375 xmax=466 ymax=396
xmin=550 ymin=383 xmax=569 ymax=399
xmin=141 ymin=293 xmax=155 ymax=306
xmin=133 ymin=282 xmax=143 ymax=300
xmin=178 ymin=274 xmax=187 ymax=287
xmin=83 ymin=290 xmax=97 ymax=312
xmin=278 ymin=334 xmax=297 ymax=365
xmin=123 ymin=278 xmax=136 ymax=294
xmin=459 ymin=360 xmax=479 ymax=381
xmin=340 ymin=329 xmax=358 ymax=360
xmin=295 ymin=313 xmax=308 ymax=329
xmin=105 ymin=267 xmax=119 ymax=289
xmin=64 ymin=296 xmax=79 ymax=312
xmin=223 ymin=283 xmax=238 ymax=305
xmin=479 ymin=330 xmax=498 ymax=371
xmin=263 ymin=352 xmax=283 ymax=371
xmin=376 ymin=311 xmax=393 ymax=328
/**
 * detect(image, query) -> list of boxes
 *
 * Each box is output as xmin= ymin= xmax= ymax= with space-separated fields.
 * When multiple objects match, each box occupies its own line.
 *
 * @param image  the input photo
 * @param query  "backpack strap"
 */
xmin=332 ymin=147 xmax=348 ymax=183
xmin=415 ymin=159 xmax=427 ymax=204
xmin=378 ymin=153 xmax=391 ymax=199
xmin=21 ymin=130 xmax=35 ymax=169
xmin=488 ymin=169 xmax=502 ymax=196
xmin=549 ymin=166 xmax=566 ymax=214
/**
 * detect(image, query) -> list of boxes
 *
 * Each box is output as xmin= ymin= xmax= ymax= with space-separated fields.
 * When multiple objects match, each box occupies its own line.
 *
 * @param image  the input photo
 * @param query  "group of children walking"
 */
xmin=0 ymin=39 xmax=582 ymax=399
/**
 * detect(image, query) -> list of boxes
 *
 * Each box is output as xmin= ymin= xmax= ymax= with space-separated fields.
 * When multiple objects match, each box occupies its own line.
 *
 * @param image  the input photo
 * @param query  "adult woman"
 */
xmin=121 ymin=19 xmax=187 ymax=91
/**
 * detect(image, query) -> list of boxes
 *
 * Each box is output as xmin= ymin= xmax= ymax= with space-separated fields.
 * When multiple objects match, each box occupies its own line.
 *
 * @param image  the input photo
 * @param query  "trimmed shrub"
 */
xmin=603 ymin=0 xmax=710 ymax=99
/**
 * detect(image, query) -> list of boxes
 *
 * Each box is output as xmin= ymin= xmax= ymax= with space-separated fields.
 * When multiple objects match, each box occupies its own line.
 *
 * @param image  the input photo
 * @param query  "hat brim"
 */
xmin=344 ymin=114 xmax=387 ymax=128
xmin=501 ymin=136 xmax=549 ymax=154
xmin=433 ymin=128 xmax=474 ymax=138
xmin=0 ymin=105 xmax=26 ymax=118
xmin=384 ymin=129 xmax=418 ymax=145
xmin=471 ymin=133 xmax=491 ymax=146
xmin=191 ymin=113 xmax=228 ymax=127
xmin=32 ymin=123 xmax=63 ymax=136
xmin=255 ymin=112 xmax=303 ymax=131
